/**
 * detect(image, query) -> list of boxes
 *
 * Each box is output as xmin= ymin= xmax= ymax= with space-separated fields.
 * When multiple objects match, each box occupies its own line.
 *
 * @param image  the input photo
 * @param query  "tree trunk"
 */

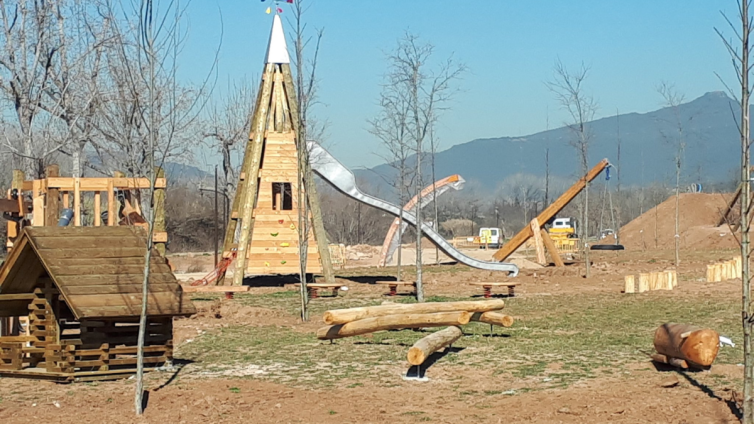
xmin=323 ymin=299 xmax=505 ymax=325
xmin=317 ymin=311 xmax=472 ymax=340
xmin=407 ymin=326 xmax=463 ymax=365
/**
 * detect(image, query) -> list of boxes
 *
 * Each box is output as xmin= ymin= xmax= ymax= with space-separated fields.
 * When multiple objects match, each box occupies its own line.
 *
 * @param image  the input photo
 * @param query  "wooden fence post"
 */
xmin=153 ymin=167 xmax=166 ymax=256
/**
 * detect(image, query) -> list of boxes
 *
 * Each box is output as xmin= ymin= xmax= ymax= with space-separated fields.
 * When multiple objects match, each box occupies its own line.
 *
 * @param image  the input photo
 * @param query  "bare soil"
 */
xmin=0 ymin=246 xmax=746 ymax=423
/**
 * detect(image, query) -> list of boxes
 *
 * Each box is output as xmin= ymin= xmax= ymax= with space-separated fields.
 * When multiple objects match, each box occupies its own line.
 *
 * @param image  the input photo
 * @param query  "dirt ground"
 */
xmin=0 ymin=246 xmax=746 ymax=423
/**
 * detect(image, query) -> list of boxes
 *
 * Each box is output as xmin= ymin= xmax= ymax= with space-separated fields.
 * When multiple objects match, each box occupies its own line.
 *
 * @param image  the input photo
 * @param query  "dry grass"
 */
xmin=177 ymin=287 xmax=742 ymax=394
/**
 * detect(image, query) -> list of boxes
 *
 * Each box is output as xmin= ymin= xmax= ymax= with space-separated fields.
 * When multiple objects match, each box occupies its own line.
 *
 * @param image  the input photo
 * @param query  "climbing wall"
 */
xmin=244 ymin=131 xmax=322 ymax=275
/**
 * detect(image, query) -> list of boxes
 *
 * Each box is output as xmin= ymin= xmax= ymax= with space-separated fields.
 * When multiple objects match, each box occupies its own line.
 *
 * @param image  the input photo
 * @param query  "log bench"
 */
xmin=305 ymin=283 xmax=345 ymax=298
xmin=469 ymin=282 xmax=517 ymax=298
xmin=375 ymin=281 xmax=416 ymax=296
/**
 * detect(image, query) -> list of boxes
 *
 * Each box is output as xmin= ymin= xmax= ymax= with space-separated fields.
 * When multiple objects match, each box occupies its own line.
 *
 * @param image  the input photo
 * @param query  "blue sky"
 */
xmin=180 ymin=0 xmax=739 ymax=170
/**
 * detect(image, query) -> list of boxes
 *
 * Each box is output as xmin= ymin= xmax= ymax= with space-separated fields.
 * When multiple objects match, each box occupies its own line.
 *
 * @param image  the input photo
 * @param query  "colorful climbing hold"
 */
xmin=281 ymin=242 xmax=290 ymax=247
xmin=278 ymin=219 xmax=284 ymax=224
xmin=289 ymin=224 xmax=296 ymax=230
xmin=264 ymin=261 xmax=270 ymax=267
xmin=270 ymin=232 xmax=279 ymax=237
xmin=280 ymin=260 xmax=287 ymax=265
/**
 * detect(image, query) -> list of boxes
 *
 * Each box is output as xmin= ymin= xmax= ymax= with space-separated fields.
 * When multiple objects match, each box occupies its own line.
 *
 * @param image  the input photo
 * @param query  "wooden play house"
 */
xmin=0 ymin=226 xmax=194 ymax=382
xmin=219 ymin=15 xmax=335 ymax=285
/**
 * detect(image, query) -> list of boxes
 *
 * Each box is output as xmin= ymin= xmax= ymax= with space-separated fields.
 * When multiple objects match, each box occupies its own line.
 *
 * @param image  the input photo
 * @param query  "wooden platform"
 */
xmin=375 ymin=281 xmax=416 ymax=296
xmin=469 ymin=282 xmax=517 ymax=298
xmin=181 ymin=285 xmax=251 ymax=293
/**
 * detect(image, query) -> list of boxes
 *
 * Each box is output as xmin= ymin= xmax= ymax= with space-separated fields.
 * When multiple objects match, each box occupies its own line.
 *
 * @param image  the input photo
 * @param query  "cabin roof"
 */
xmin=0 ymin=226 xmax=195 ymax=319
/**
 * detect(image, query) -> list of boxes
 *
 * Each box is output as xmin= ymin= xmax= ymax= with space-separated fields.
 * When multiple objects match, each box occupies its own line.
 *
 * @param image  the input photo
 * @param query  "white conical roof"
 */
xmin=266 ymin=14 xmax=290 ymax=64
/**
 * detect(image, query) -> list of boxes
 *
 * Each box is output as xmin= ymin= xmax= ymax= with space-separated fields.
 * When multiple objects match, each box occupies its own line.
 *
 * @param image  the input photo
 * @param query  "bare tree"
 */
xmin=716 ymin=1 xmax=753 ymax=420
xmin=204 ymin=79 xmax=255 ymax=203
xmin=382 ymin=32 xmax=464 ymax=302
xmin=0 ymin=1 xmax=65 ymax=177
xmin=657 ymin=82 xmax=687 ymax=267
xmin=547 ymin=59 xmax=597 ymax=278
xmin=289 ymin=0 xmax=326 ymax=321
xmin=370 ymin=70 xmax=414 ymax=284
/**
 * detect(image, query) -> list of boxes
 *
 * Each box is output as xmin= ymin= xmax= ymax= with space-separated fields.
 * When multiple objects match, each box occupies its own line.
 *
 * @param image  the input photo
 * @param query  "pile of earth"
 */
xmin=616 ymin=193 xmax=738 ymax=250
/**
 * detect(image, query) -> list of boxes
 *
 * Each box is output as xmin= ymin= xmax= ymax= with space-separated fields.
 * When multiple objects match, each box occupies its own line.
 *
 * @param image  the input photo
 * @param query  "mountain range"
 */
xmin=354 ymin=91 xmax=741 ymax=196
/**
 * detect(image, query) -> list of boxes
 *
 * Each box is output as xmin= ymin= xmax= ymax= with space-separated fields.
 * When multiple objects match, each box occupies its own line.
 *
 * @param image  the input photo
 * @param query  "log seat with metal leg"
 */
xmin=375 ymin=281 xmax=416 ymax=296
xmin=469 ymin=282 xmax=517 ymax=298
xmin=304 ymin=283 xmax=345 ymax=298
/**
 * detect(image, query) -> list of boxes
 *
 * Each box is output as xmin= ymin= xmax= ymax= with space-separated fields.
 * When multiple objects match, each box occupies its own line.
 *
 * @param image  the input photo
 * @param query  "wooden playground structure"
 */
xmin=0 ymin=226 xmax=194 ymax=382
xmin=3 ymin=165 xmax=168 ymax=254
xmin=492 ymin=159 xmax=610 ymax=265
xmin=215 ymin=15 xmax=335 ymax=287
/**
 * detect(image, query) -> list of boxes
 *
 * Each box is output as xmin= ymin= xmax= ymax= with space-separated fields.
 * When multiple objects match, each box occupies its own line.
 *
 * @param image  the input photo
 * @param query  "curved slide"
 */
xmin=308 ymin=142 xmax=519 ymax=276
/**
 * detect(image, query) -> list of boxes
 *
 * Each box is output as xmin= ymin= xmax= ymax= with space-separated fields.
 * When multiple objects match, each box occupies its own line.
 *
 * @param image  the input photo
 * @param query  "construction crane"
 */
xmin=492 ymin=159 xmax=610 ymax=264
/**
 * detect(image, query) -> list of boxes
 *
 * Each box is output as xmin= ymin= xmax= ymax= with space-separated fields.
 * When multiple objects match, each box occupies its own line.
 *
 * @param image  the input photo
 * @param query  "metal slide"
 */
xmin=308 ymin=142 xmax=519 ymax=276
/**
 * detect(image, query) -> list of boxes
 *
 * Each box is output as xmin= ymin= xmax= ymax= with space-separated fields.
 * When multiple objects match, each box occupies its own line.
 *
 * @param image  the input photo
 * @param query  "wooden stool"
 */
xmin=469 ymin=282 xmax=517 ymax=298
xmin=305 ymin=283 xmax=344 ymax=298
xmin=375 ymin=281 xmax=416 ymax=296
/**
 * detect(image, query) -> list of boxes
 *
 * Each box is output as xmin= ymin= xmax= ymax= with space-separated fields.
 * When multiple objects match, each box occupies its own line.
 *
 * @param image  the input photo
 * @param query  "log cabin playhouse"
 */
xmin=0 ymin=226 xmax=195 ymax=382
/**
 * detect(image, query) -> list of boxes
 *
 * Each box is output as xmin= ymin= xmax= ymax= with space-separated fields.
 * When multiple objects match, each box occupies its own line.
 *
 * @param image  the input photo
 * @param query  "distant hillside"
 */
xmin=355 ymin=91 xmax=741 ymax=196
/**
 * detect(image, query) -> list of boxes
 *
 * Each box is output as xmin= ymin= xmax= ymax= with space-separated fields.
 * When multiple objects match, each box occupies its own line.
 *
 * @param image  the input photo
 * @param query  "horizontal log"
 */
xmin=653 ymin=323 xmax=720 ymax=368
xmin=407 ymin=326 xmax=463 ymax=365
xmin=471 ymin=311 xmax=514 ymax=327
xmin=323 ymin=300 xmax=505 ymax=325
xmin=317 ymin=312 xmax=472 ymax=340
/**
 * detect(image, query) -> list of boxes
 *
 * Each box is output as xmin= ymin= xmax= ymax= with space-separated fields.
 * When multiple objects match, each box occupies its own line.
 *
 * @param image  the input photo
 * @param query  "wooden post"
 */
xmin=7 ymin=170 xmax=25 ymax=249
xmin=153 ymin=167 xmax=166 ymax=256
xmin=32 ymin=179 xmax=44 ymax=226
xmin=530 ymin=218 xmax=546 ymax=265
xmin=706 ymin=265 xmax=715 ymax=283
xmin=624 ymin=275 xmax=635 ymax=293
xmin=713 ymin=264 xmax=723 ymax=282
xmin=73 ymin=178 xmax=81 ymax=226
xmin=638 ymin=273 xmax=650 ymax=293
xmin=656 ymin=272 xmax=668 ymax=290
xmin=107 ymin=179 xmax=115 ymax=226
xmin=666 ymin=270 xmax=677 ymax=289
xmin=63 ymin=192 xmax=69 ymax=209
xmin=649 ymin=272 xmax=658 ymax=291
xmin=45 ymin=165 xmax=60 ymax=227
xmin=470 ymin=311 xmax=514 ymax=327
xmin=94 ymin=192 xmax=101 ymax=226
xmin=540 ymin=229 xmax=565 ymax=267
xmin=233 ymin=63 xmax=276 ymax=287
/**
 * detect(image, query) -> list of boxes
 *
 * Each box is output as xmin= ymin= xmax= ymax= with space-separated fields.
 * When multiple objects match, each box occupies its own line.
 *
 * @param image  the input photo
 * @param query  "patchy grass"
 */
xmin=179 ymin=289 xmax=742 ymax=393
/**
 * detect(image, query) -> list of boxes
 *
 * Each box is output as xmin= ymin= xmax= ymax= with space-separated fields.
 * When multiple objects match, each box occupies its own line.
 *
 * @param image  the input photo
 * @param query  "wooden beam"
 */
xmin=530 ymin=218 xmax=546 ymax=265
xmin=317 ymin=312 xmax=473 ymax=340
xmin=94 ymin=192 xmax=101 ymax=226
xmin=407 ymin=326 xmax=463 ymax=365
xmin=32 ymin=180 xmax=44 ymax=226
xmin=45 ymin=165 xmax=60 ymax=227
xmin=73 ymin=178 xmax=81 ymax=226
xmin=493 ymin=159 xmax=609 ymax=262
xmin=22 ymin=177 xmax=167 ymax=192
xmin=323 ymin=299 xmax=505 ymax=325
xmin=107 ymin=180 xmax=115 ymax=226
xmin=232 ymin=63 xmax=276 ymax=287
xmin=540 ymin=229 xmax=565 ymax=267
xmin=153 ymin=167 xmax=166 ymax=255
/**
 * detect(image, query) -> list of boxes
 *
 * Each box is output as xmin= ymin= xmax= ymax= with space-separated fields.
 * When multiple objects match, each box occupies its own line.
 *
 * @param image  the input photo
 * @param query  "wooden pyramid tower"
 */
xmin=220 ymin=14 xmax=334 ymax=285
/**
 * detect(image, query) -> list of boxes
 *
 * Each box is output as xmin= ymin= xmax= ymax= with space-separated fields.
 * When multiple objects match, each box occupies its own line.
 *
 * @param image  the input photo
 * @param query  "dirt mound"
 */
xmin=618 ymin=193 xmax=738 ymax=250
